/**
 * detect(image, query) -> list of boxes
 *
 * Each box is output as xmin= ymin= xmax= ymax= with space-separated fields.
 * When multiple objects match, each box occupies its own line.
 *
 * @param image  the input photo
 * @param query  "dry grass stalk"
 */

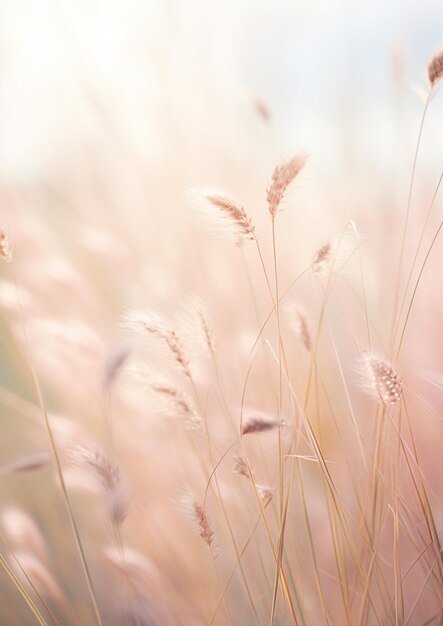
xmin=241 ymin=409 xmax=284 ymax=435
xmin=70 ymin=445 xmax=129 ymax=524
xmin=428 ymin=49 xmax=443 ymax=86
xmin=267 ymin=154 xmax=307 ymax=217
xmin=362 ymin=353 xmax=402 ymax=405
xmin=0 ymin=229 xmax=12 ymax=263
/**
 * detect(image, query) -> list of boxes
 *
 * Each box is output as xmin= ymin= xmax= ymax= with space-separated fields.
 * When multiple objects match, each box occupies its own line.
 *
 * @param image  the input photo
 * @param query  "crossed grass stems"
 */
xmin=2 ymin=50 xmax=443 ymax=626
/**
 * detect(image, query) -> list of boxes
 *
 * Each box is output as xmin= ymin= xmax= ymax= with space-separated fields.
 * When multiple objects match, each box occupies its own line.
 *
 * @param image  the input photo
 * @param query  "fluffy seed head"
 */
xmin=0 ymin=229 xmax=12 ymax=263
xmin=241 ymin=409 xmax=284 ymax=435
xmin=289 ymin=306 xmax=312 ymax=352
xmin=428 ymin=49 xmax=443 ymax=86
xmin=256 ymin=485 xmax=274 ymax=501
xmin=13 ymin=553 xmax=63 ymax=600
xmin=1 ymin=509 xmax=47 ymax=561
xmin=194 ymin=302 xmax=215 ymax=354
xmin=121 ymin=310 xmax=191 ymax=379
xmin=179 ymin=296 xmax=215 ymax=355
xmin=312 ymin=221 xmax=361 ymax=275
xmin=102 ymin=545 xmax=157 ymax=583
xmin=178 ymin=488 xmax=215 ymax=549
xmin=232 ymin=455 xmax=251 ymax=478
xmin=152 ymin=381 xmax=202 ymax=430
xmin=312 ymin=242 xmax=332 ymax=274
xmin=267 ymin=154 xmax=307 ymax=217
xmin=191 ymin=189 xmax=255 ymax=245
xmin=254 ymin=96 xmax=271 ymax=122
xmin=0 ymin=451 xmax=51 ymax=476
xmin=70 ymin=445 xmax=129 ymax=523
xmin=361 ymin=353 xmax=402 ymax=405
xmin=102 ymin=344 xmax=131 ymax=389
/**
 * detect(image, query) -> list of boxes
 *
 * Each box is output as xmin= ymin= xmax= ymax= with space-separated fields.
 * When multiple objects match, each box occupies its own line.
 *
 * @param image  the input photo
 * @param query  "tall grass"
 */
xmin=0 ymin=35 xmax=443 ymax=626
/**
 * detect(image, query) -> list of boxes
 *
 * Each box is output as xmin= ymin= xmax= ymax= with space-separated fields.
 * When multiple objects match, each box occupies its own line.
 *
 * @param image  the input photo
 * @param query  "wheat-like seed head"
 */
xmin=267 ymin=154 xmax=307 ymax=217
xmin=428 ymin=48 xmax=443 ymax=86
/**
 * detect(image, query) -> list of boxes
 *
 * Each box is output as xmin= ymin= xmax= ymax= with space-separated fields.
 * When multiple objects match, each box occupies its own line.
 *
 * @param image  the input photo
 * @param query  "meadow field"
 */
xmin=1 ymin=2 xmax=443 ymax=624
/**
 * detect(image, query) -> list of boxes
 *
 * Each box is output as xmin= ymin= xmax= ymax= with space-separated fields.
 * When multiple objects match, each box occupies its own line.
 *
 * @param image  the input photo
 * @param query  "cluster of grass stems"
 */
xmin=0 ymin=48 xmax=443 ymax=626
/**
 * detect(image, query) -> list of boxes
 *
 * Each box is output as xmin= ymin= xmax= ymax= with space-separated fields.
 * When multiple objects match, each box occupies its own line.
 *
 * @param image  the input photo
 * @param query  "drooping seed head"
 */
xmin=151 ymin=381 xmax=202 ymax=430
xmin=70 ymin=444 xmax=129 ymax=524
xmin=121 ymin=310 xmax=191 ymax=379
xmin=232 ymin=455 xmax=251 ymax=478
xmin=240 ymin=409 xmax=284 ymax=435
xmin=191 ymin=189 xmax=255 ymax=245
